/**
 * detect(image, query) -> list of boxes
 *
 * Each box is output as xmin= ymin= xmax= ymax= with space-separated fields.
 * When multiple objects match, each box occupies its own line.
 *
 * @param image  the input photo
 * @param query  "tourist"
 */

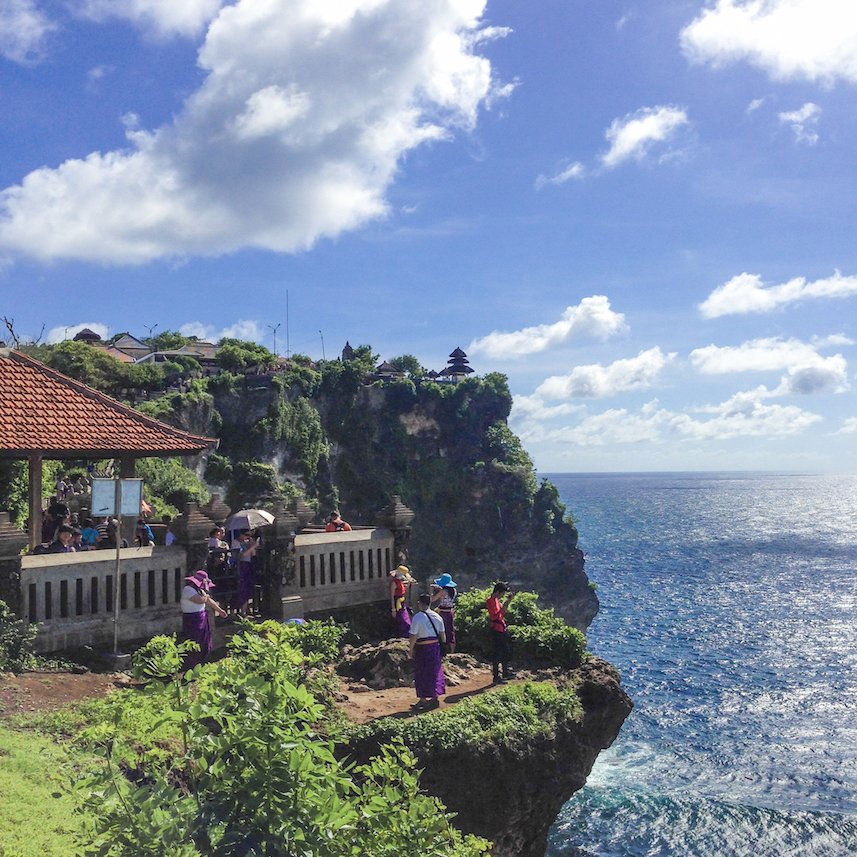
xmin=98 ymin=518 xmax=128 ymax=550
xmin=486 ymin=581 xmax=516 ymax=684
xmin=325 ymin=511 xmax=352 ymax=532
xmin=430 ymin=572 xmax=458 ymax=654
xmin=162 ymin=514 xmax=177 ymax=546
xmin=41 ymin=502 xmax=70 ymax=543
xmin=180 ymin=570 xmax=227 ymax=669
xmin=389 ymin=565 xmax=415 ymax=637
xmin=135 ymin=519 xmax=154 ymax=547
xmin=44 ymin=524 xmax=75 ymax=553
xmin=70 ymin=527 xmax=85 ymax=552
xmin=233 ymin=530 xmax=259 ymax=616
xmin=80 ymin=518 xmax=99 ymax=548
xmin=208 ymin=526 xmax=228 ymax=549
xmin=408 ymin=593 xmax=446 ymax=709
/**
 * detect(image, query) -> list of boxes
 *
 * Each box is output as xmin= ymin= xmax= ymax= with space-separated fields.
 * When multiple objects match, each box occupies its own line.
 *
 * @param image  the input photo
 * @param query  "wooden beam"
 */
xmin=28 ymin=453 xmax=43 ymax=549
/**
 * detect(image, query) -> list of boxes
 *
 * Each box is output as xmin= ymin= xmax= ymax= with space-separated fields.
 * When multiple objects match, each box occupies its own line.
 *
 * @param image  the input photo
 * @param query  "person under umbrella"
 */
xmin=233 ymin=530 xmax=260 ymax=617
xmin=430 ymin=572 xmax=458 ymax=654
xmin=408 ymin=593 xmax=446 ymax=710
xmin=181 ymin=570 xmax=227 ymax=669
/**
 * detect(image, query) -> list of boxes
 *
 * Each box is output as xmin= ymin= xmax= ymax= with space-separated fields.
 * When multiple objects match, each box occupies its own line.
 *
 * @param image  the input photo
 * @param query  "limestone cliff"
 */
xmin=198 ymin=369 xmax=600 ymax=629
xmin=345 ymin=657 xmax=632 ymax=857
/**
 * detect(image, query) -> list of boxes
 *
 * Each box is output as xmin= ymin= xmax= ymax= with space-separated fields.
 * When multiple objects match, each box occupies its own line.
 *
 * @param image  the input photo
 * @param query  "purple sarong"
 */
xmin=182 ymin=610 xmax=212 ymax=669
xmin=395 ymin=607 xmax=412 ymax=638
xmin=413 ymin=641 xmax=445 ymax=699
xmin=438 ymin=609 xmax=455 ymax=648
xmin=236 ymin=560 xmax=254 ymax=607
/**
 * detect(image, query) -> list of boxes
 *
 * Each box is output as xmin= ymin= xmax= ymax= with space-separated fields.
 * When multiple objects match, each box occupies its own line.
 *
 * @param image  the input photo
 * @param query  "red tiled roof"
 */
xmin=0 ymin=349 xmax=217 ymax=458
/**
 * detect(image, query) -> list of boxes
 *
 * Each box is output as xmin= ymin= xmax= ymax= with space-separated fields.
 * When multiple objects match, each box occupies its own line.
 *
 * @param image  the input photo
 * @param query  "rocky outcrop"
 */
xmin=346 ymin=657 xmax=632 ymax=857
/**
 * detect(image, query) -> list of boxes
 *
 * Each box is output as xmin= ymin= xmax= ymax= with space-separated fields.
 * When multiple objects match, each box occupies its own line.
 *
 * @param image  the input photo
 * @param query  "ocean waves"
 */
xmin=545 ymin=473 xmax=857 ymax=857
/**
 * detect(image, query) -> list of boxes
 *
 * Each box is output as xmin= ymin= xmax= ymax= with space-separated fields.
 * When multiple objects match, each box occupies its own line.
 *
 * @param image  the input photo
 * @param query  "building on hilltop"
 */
xmin=441 ymin=346 xmax=474 ymax=382
xmin=110 ymin=333 xmax=153 ymax=361
xmin=72 ymin=328 xmax=102 ymax=344
xmin=341 ymin=341 xmax=355 ymax=362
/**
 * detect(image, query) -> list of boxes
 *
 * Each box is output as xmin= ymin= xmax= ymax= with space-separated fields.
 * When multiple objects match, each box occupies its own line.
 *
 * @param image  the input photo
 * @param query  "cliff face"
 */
xmin=346 ymin=658 xmax=632 ymax=857
xmin=202 ymin=372 xmax=599 ymax=629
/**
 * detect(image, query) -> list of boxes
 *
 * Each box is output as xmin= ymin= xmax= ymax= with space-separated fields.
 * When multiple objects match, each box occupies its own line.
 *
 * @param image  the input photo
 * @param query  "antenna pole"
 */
xmin=319 ymin=330 xmax=326 ymax=361
xmin=286 ymin=289 xmax=290 ymax=358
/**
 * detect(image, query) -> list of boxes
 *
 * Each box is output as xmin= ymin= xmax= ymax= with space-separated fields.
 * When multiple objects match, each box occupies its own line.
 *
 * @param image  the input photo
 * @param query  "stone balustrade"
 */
xmin=20 ymin=546 xmax=187 ymax=652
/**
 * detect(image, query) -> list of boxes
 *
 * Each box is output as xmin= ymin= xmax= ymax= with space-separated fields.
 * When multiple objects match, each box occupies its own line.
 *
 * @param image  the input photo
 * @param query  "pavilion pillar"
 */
xmin=28 ymin=453 xmax=43 ymax=549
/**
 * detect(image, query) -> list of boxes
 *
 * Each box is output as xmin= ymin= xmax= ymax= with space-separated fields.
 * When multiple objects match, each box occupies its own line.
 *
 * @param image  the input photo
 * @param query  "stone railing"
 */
xmin=285 ymin=527 xmax=395 ymax=615
xmin=20 ymin=546 xmax=187 ymax=652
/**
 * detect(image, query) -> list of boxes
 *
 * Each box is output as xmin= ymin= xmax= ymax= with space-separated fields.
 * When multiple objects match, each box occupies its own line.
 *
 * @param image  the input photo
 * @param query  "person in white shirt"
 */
xmin=181 ymin=570 xmax=227 ymax=669
xmin=408 ymin=593 xmax=447 ymax=709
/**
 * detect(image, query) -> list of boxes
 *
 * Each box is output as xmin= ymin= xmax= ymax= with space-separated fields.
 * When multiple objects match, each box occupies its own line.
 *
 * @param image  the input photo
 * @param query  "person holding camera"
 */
xmin=486 ymin=581 xmax=516 ymax=684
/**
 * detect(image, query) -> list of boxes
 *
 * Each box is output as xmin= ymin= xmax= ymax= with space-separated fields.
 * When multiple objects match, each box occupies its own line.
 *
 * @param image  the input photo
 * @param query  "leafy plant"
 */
xmin=75 ymin=632 xmax=489 ymax=856
xmin=0 ymin=599 xmax=37 ymax=672
xmin=454 ymin=587 xmax=587 ymax=669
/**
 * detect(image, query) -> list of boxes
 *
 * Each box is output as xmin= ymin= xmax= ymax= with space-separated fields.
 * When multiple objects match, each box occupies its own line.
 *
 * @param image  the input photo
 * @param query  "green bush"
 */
xmin=0 ymin=599 xmax=37 ymax=673
xmin=137 ymin=457 xmax=210 ymax=515
xmin=75 ymin=634 xmax=489 ymax=856
xmin=349 ymin=681 xmax=581 ymax=753
xmin=454 ymin=587 xmax=587 ymax=669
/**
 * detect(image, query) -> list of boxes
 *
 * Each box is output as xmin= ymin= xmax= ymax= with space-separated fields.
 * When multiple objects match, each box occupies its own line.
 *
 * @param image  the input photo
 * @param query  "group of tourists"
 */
xmin=391 ymin=568 xmax=517 ymax=709
xmin=30 ymin=501 xmax=159 ymax=554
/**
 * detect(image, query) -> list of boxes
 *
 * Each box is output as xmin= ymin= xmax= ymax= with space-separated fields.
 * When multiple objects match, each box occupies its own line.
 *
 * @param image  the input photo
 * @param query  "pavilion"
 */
xmin=0 ymin=349 xmax=216 ymax=548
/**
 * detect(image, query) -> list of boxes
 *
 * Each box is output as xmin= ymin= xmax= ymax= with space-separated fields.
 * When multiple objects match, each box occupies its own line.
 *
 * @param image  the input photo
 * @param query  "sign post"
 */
xmin=91 ymin=477 xmax=144 ymax=655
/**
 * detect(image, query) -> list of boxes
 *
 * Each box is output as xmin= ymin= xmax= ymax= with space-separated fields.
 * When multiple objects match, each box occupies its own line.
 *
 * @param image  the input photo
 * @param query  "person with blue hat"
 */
xmin=430 ymin=572 xmax=458 ymax=653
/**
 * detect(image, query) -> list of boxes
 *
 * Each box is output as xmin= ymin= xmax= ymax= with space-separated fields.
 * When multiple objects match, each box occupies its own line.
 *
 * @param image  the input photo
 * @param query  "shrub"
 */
xmin=75 ymin=634 xmax=489 ymax=856
xmin=454 ymin=587 xmax=587 ymax=669
xmin=349 ymin=681 xmax=582 ymax=753
xmin=0 ymin=599 xmax=37 ymax=672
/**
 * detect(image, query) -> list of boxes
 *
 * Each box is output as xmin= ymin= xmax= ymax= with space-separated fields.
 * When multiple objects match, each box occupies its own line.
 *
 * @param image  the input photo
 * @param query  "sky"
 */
xmin=1 ymin=0 xmax=857 ymax=473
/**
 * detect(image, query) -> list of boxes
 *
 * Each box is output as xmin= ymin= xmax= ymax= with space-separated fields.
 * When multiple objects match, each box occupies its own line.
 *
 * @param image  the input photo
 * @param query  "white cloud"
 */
xmin=0 ymin=0 xmax=509 ymax=264
xmin=836 ymin=416 xmax=857 ymax=434
xmin=179 ymin=319 xmax=264 ymax=343
xmin=746 ymin=97 xmax=766 ymax=114
xmin=0 ymin=0 xmax=55 ymax=64
xmin=468 ymin=295 xmax=627 ymax=359
xmin=690 ymin=336 xmax=836 ymax=374
xmin=699 ymin=270 xmax=857 ymax=317
xmin=778 ymin=101 xmax=821 ymax=144
xmin=79 ymin=0 xmax=225 ymax=38
xmin=690 ymin=336 xmax=849 ymax=396
xmin=681 ymin=0 xmax=857 ymax=86
xmin=600 ymin=105 xmax=689 ymax=169
xmin=46 ymin=322 xmax=110 ymax=344
xmin=535 ymin=347 xmax=674 ymax=400
xmin=535 ymin=161 xmax=586 ymax=188
xmin=544 ymin=389 xmax=823 ymax=447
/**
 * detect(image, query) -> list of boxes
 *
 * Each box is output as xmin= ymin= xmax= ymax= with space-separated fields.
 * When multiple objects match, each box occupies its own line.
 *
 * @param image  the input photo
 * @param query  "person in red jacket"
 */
xmin=325 ymin=511 xmax=352 ymax=532
xmin=486 ymin=581 xmax=516 ymax=684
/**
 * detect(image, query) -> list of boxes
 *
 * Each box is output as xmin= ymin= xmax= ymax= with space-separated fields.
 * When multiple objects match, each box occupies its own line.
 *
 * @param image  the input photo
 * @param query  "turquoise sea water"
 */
xmin=544 ymin=472 xmax=857 ymax=857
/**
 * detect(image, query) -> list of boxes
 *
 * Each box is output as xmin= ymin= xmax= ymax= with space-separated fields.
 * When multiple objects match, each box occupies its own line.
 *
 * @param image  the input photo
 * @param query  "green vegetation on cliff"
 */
xmin=1 ymin=339 xmax=586 ymax=604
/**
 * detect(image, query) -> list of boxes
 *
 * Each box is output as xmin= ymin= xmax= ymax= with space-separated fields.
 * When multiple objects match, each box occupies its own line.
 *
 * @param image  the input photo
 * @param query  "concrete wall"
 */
xmin=286 ymin=527 xmax=394 ymax=613
xmin=20 ymin=546 xmax=187 ymax=652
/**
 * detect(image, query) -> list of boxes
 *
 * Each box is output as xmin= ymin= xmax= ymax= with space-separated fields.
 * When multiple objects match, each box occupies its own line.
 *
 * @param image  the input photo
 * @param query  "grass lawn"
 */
xmin=0 ymin=725 xmax=90 ymax=857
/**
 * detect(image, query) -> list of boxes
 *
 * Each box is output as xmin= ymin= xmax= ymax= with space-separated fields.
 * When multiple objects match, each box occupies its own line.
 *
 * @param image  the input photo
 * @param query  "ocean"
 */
xmin=544 ymin=472 xmax=857 ymax=857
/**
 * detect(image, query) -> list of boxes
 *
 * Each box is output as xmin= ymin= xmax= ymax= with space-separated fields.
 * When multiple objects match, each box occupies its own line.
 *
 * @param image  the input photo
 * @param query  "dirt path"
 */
xmin=337 ymin=664 xmax=497 ymax=723
xmin=0 ymin=665 xmax=501 ymax=723
xmin=0 ymin=671 xmax=127 ymax=718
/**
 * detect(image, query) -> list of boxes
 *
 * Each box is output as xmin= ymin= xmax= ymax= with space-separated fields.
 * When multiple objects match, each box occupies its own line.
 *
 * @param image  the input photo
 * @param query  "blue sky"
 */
xmin=2 ymin=0 xmax=857 ymax=472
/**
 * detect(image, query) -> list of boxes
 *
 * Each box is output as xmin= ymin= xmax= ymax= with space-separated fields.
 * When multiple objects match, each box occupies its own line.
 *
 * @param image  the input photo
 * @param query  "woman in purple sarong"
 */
xmin=430 ymin=573 xmax=458 ymax=654
xmin=233 ymin=530 xmax=260 ymax=616
xmin=181 ymin=570 xmax=227 ymax=669
xmin=389 ymin=565 xmax=416 ymax=638
xmin=408 ymin=593 xmax=446 ymax=710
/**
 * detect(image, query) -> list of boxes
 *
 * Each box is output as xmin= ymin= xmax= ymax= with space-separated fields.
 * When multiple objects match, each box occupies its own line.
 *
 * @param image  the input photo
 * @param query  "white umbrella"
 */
xmin=225 ymin=508 xmax=276 ymax=531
